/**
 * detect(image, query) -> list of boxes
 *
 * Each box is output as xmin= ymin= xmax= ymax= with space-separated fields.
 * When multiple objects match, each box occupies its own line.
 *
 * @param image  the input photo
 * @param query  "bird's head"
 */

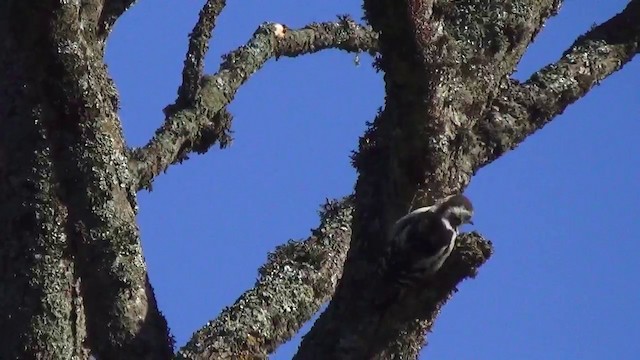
xmin=437 ymin=194 xmax=474 ymax=229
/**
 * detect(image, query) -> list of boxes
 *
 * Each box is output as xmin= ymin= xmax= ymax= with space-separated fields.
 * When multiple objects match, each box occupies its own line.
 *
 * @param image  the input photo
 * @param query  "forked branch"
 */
xmin=128 ymin=18 xmax=378 ymax=190
xmin=476 ymin=0 xmax=640 ymax=166
xmin=294 ymin=0 xmax=637 ymax=358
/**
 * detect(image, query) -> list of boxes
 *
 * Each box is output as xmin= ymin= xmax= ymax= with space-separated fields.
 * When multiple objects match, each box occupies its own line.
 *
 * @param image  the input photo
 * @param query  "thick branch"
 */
xmin=475 ymin=0 xmax=640 ymax=166
xmin=176 ymin=197 xmax=353 ymax=359
xmin=368 ymin=233 xmax=492 ymax=358
xmin=129 ymin=19 xmax=378 ymax=191
xmin=99 ymin=0 xmax=137 ymax=38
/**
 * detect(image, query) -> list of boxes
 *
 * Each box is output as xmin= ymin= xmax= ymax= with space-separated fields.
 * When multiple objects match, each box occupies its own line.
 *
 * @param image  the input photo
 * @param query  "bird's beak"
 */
xmin=467 ymin=220 xmax=474 ymax=225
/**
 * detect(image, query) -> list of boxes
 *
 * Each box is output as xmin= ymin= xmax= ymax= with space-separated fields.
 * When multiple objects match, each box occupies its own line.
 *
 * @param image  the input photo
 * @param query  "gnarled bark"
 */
xmin=0 ymin=0 xmax=637 ymax=359
xmin=0 ymin=2 xmax=171 ymax=359
xmin=295 ymin=1 xmax=639 ymax=358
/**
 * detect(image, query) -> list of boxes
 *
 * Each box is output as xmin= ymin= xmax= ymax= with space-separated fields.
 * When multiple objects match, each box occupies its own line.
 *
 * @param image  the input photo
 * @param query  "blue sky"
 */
xmin=105 ymin=1 xmax=639 ymax=359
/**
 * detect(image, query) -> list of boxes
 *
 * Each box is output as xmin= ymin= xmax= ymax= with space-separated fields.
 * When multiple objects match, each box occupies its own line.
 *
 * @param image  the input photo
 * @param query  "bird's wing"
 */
xmin=416 ymin=216 xmax=455 ymax=254
xmin=381 ymin=210 xmax=454 ymax=284
xmin=388 ymin=205 xmax=435 ymax=245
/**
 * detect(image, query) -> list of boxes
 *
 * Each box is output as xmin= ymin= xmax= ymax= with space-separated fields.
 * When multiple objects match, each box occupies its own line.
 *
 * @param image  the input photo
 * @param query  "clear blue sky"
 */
xmin=105 ymin=1 xmax=639 ymax=359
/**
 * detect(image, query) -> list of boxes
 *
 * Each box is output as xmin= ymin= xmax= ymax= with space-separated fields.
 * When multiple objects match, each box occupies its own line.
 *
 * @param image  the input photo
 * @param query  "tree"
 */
xmin=0 ymin=0 xmax=638 ymax=359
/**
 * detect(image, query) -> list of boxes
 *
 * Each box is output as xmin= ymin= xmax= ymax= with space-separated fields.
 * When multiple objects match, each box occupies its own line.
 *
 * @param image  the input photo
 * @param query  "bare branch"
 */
xmin=275 ymin=16 xmax=379 ymax=58
xmin=475 ymin=0 xmax=640 ymax=166
xmin=176 ymin=197 xmax=353 ymax=359
xmin=99 ymin=0 xmax=137 ymax=38
xmin=177 ymin=0 xmax=227 ymax=106
xmin=129 ymin=19 xmax=378 ymax=191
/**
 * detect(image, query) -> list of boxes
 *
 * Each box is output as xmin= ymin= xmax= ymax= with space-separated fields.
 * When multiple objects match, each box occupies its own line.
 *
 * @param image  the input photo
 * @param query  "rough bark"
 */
xmin=295 ymin=0 xmax=639 ymax=358
xmin=176 ymin=198 xmax=353 ymax=359
xmin=0 ymin=1 xmax=376 ymax=358
xmin=0 ymin=0 xmax=637 ymax=359
xmin=129 ymin=17 xmax=378 ymax=191
xmin=0 ymin=2 xmax=172 ymax=359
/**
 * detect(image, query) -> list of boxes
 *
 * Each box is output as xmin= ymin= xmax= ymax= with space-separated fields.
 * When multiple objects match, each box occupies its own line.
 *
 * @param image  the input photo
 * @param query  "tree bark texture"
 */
xmin=0 ymin=0 xmax=637 ymax=359
xmin=0 ymin=2 xmax=172 ymax=359
xmin=296 ymin=0 xmax=639 ymax=358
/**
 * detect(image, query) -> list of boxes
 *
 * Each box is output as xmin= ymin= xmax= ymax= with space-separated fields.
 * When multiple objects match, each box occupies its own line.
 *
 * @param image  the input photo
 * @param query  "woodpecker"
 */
xmin=382 ymin=194 xmax=474 ymax=287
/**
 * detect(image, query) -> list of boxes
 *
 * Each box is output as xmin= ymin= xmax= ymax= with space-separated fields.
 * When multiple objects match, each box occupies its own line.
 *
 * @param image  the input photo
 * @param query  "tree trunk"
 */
xmin=0 ymin=2 xmax=171 ymax=359
xmin=1 ymin=0 xmax=637 ymax=358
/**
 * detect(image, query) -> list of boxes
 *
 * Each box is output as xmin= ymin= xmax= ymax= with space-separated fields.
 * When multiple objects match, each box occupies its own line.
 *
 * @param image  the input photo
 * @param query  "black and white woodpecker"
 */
xmin=382 ymin=194 xmax=474 ymax=287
